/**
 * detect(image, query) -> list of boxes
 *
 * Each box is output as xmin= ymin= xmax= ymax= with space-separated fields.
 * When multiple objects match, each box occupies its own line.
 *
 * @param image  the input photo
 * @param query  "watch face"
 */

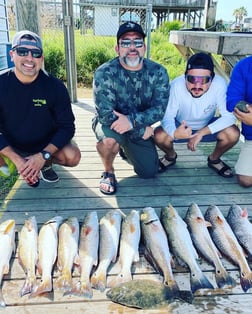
xmin=42 ymin=151 xmax=51 ymax=160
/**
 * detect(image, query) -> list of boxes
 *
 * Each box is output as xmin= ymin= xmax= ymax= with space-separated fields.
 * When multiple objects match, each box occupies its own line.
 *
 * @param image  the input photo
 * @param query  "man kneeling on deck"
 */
xmin=0 ymin=30 xmax=81 ymax=187
xmin=154 ymin=52 xmax=240 ymax=178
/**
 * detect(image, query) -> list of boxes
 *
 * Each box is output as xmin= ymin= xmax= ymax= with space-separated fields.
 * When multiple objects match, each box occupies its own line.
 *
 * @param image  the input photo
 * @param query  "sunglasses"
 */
xmin=119 ymin=39 xmax=144 ymax=48
xmin=14 ymin=47 xmax=43 ymax=58
xmin=186 ymin=75 xmax=211 ymax=84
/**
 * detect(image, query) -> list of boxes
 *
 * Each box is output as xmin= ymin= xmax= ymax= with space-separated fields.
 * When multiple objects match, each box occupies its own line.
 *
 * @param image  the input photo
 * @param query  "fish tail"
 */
xmin=240 ymin=271 xmax=252 ymax=292
xmin=29 ymin=278 xmax=52 ymax=298
xmin=215 ymin=269 xmax=236 ymax=289
xmin=108 ymin=271 xmax=132 ymax=288
xmin=0 ymin=289 xmax=6 ymax=308
xmin=190 ymin=271 xmax=214 ymax=293
xmin=20 ymin=276 xmax=37 ymax=297
xmin=68 ymin=280 xmax=93 ymax=299
xmin=90 ymin=271 xmax=107 ymax=292
xmin=55 ymin=270 xmax=72 ymax=291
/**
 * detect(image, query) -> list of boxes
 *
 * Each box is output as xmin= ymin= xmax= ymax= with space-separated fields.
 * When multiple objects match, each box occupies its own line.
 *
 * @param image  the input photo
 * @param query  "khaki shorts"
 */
xmin=235 ymin=140 xmax=252 ymax=176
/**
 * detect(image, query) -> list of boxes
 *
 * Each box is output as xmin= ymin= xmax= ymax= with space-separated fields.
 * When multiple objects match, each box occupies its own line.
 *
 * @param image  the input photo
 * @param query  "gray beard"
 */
xmin=122 ymin=55 xmax=143 ymax=68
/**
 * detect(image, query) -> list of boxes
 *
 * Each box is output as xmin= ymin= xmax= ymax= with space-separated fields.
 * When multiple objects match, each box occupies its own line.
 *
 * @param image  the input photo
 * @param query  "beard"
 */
xmin=121 ymin=50 xmax=143 ymax=68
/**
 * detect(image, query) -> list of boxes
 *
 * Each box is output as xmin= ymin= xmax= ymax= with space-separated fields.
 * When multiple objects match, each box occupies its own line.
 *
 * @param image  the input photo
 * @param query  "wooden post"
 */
xmin=203 ymin=0 xmax=218 ymax=29
xmin=15 ymin=0 xmax=40 ymax=34
xmin=62 ymin=0 xmax=77 ymax=103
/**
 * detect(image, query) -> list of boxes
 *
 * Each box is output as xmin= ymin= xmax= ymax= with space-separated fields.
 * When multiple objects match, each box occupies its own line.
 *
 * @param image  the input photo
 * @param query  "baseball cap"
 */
xmin=185 ymin=52 xmax=215 ymax=77
xmin=117 ymin=21 xmax=146 ymax=42
xmin=11 ymin=30 xmax=43 ymax=50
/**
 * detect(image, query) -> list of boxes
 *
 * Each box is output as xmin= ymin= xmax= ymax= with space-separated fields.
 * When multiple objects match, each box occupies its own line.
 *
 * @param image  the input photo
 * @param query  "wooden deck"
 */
xmin=1 ymin=99 xmax=252 ymax=313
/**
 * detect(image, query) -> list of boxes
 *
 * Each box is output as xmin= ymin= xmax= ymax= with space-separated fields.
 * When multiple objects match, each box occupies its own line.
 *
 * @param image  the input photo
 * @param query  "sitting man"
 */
xmin=154 ymin=52 xmax=240 ymax=178
xmin=92 ymin=22 xmax=170 ymax=194
xmin=0 ymin=30 xmax=81 ymax=187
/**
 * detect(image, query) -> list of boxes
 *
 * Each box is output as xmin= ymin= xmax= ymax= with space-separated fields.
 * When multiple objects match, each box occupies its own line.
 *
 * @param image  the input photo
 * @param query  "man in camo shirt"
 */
xmin=92 ymin=21 xmax=170 ymax=195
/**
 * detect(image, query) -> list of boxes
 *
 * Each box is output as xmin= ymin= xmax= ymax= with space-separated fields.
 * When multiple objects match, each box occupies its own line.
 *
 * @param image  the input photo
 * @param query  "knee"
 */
xmin=97 ymin=137 xmax=119 ymax=152
xmin=154 ymin=126 xmax=168 ymax=144
xmin=66 ymin=148 xmax=81 ymax=167
xmin=237 ymin=174 xmax=252 ymax=188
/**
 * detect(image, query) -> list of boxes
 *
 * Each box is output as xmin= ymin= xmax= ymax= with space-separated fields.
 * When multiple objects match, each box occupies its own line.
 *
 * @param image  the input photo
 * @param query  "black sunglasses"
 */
xmin=119 ymin=39 xmax=144 ymax=48
xmin=14 ymin=47 xmax=43 ymax=58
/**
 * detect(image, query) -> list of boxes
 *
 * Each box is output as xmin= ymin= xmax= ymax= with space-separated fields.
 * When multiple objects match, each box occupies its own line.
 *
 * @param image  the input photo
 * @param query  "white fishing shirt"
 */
xmin=161 ymin=74 xmax=236 ymax=139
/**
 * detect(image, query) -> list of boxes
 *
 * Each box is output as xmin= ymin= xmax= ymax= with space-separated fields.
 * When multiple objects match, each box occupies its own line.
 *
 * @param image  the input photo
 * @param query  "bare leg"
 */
xmin=208 ymin=125 xmax=240 ymax=176
xmin=96 ymin=138 xmax=119 ymax=194
xmin=154 ymin=126 xmax=177 ymax=159
xmin=52 ymin=141 xmax=81 ymax=167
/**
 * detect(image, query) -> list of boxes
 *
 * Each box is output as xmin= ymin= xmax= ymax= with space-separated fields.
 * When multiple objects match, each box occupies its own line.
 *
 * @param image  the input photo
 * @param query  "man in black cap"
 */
xmin=0 ymin=30 xmax=81 ymax=186
xmin=154 ymin=52 xmax=240 ymax=178
xmin=92 ymin=21 xmax=170 ymax=194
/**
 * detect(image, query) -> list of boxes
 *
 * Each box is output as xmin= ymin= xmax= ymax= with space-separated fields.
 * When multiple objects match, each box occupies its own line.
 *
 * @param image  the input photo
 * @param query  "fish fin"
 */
xmin=215 ymin=269 xmax=236 ymax=289
xmin=55 ymin=270 xmax=72 ymax=291
xmin=20 ymin=276 xmax=37 ymax=297
xmin=3 ymin=264 xmax=9 ymax=275
xmin=176 ymin=290 xmax=194 ymax=304
xmin=242 ymin=208 xmax=248 ymax=218
xmin=29 ymin=278 xmax=53 ymax=298
xmin=108 ymin=271 xmax=132 ymax=288
xmin=68 ymin=280 xmax=93 ymax=299
xmin=190 ymin=272 xmax=214 ymax=293
xmin=0 ymin=289 xmax=6 ymax=308
xmin=240 ymin=271 xmax=252 ymax=292
xmin=90 ymin=271 xmax=107 ymax=292
xmin=74 ymin=254 xmax=80 ymax=266
xmin=3 ymin=220 xmax=15 ymax=234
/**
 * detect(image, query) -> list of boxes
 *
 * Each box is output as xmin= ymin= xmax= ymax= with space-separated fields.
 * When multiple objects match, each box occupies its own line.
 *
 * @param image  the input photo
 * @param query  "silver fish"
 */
xmin=160 ymin=204 xmax=214 ymax=293
xmin=91 ymin=209 xmax=122 ymax=292
xmin=227 ymin=203 xmax=252 ymax=260
xmin=56 ymin=217 xmax=80 ymax=292
xmin=185 ymin=203 xmax=236 ymax=289
xmin=140 ymin=207 xmax=179 ymax=293
xmin=205 ymin=204 xmax=252 ymax=292
xmin=0 ymin=219 xmax=15 ymax=307
xmin=30 ymin=216 xmax=63 ymax=297
xmin=18 ymin=216 xmax=38 ymax=297
xmin=109 ymin=210 xmax=141 ymax=287
xmin=71 ymin=211 xmax=99 ymax=298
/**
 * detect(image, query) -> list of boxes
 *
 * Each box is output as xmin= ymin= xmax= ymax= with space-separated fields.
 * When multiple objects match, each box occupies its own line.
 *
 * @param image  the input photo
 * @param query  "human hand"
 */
xmin=234 ymin=105 xmax=252 ymax=126
xmin=110 ymin=110 xmax=132 ymax=134
xmin=19 ymin=154 xmax=44 ymax=184
xmin=187 ymin=133 xmax=203 ymax=151
xmin=174 ymin=120 xmax=193 ymax=139
xmin=142 ymin=126 xmax=154 ymax=140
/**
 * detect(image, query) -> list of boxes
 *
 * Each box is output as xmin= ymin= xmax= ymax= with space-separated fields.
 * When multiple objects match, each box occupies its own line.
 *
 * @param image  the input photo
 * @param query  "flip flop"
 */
xmin=207 ymin=157 xmax=233 ymax=178
xmin=99 ymin=172 xmax=117 ymax=195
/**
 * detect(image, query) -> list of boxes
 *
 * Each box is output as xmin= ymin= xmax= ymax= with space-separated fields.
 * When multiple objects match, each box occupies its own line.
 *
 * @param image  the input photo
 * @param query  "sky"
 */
xmin=216 ymin=0 xmax=252 ymax=21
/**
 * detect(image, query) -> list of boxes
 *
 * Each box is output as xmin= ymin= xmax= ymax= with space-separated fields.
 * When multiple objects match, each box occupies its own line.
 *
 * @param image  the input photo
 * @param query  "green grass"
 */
xmin=0 ymin=172 xmax=18 ymax=203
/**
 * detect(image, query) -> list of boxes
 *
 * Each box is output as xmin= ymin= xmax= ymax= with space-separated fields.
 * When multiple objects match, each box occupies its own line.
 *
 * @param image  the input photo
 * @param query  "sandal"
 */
xmin=99 ymin=172 xmax=117 ymax=195
xmin=207 ymin=157 xmax=233 ymax=178
xmin=158 ymin=153 xmax=177 ymax=173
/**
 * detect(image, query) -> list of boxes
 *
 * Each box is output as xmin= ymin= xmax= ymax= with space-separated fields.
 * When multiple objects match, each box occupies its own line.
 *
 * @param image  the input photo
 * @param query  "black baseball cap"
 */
xmin=185 ymin=52 xmax=215 ymax=77
xmin=117 ymin=21 xmax=146 ymax=42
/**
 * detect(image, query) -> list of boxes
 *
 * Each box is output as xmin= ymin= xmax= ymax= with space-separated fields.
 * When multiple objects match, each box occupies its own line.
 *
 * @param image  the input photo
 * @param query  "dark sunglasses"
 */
xmin=119 ymin=39 xmax=144 ymax=48
xmin=186 ymin=75 xmax=211 ymax=85
xmin=14 ymin=47 xmax=43 ymax=58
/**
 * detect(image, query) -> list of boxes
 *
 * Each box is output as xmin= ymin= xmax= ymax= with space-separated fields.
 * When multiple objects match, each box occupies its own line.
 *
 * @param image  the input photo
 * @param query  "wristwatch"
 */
xmin=41 ymin=150 xmax=51 ymax=161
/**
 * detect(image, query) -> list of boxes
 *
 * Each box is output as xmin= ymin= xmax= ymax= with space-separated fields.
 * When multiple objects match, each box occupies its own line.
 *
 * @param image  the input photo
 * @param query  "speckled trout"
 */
xmin=56 ymin=217 xmax=80 ymax=292
xmin=0 ymin=219 xmax=15 ymax=307
xmin=109 ymin=210 xmax=141 ymax=287
xmin=91 ymin=209 xmax=122 ymax=292
xmin=205 ymin=204 xmax=252 ymax=292
xmin=185 ymin=203 xmax=236 ymax=289
xmin=18 ymin=216 xmax=38 ymax=297
xmin=161 ymin=204 xmax=214 ymax=293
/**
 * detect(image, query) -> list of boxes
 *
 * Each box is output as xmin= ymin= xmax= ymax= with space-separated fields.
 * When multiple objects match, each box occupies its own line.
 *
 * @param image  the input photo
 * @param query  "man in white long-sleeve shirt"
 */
xmin=154 ymin=52 xmax=240 ymax=178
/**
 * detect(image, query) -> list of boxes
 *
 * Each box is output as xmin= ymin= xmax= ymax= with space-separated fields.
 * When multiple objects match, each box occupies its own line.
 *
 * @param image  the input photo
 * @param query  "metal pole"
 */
xmin=62 ymin=0 xmax=77 ymax=103
xmin=146 ymin=1 xmax=152 ymax=60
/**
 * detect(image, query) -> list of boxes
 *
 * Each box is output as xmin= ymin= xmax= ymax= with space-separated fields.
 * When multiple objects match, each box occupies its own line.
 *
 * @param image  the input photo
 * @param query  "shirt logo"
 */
xmin=33 ymin=99 xmax=47 ymax=106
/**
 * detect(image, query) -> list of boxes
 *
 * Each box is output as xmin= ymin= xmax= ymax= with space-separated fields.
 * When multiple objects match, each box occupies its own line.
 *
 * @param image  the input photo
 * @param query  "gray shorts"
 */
xmin=235 ymin=140 xmax=252 ymax=176
xmin=93 ymin=121 xmax=159 ymax=178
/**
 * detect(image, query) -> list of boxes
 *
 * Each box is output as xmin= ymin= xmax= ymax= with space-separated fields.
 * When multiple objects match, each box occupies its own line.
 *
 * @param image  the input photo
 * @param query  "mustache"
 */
xmin=191 ymin=88 xmax=203 ymax=92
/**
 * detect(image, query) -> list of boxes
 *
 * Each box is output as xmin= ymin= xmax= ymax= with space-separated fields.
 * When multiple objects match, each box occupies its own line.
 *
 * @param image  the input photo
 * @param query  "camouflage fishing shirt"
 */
xmin=93 ymin=57 xmax=170 ymax=141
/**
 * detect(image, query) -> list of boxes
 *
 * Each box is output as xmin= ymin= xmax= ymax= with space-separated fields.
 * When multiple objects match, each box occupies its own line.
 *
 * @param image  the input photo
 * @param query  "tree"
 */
xmin=233 ymin=6 xmax=248 ymax=25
